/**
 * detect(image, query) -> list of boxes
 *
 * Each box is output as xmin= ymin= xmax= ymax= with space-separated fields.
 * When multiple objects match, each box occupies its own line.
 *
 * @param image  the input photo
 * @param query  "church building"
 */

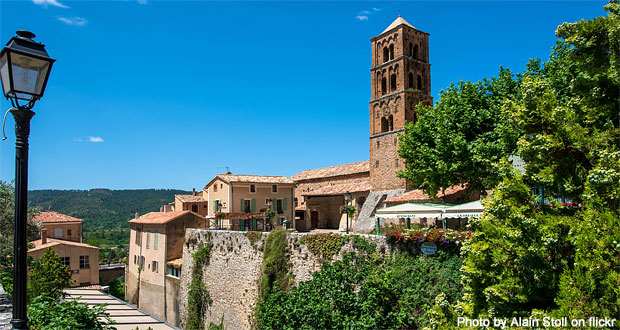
xmin=292 ymin=15 xmax=438 ymax=233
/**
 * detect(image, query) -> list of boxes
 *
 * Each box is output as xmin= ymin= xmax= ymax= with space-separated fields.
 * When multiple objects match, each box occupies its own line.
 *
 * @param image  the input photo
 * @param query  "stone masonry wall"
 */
xmin=178 ymin=230 xmax=389 ymax=330
xmin=370 ymin=130 xmax=407 ymax=191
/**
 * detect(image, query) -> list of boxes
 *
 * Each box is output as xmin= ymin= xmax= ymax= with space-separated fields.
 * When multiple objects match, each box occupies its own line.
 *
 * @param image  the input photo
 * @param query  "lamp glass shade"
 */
xmin=0 ymin=51 xmax=52 ymax=101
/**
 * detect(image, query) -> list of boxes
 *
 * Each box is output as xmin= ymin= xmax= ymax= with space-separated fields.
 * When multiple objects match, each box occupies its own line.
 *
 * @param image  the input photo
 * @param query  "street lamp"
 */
xmin=1 ymin=30 xmax=55 ymax=330
xmin=265 ymin=198 xmax=273 ymax=230
xmin=344 ymin=191 xmax=352 ymax=234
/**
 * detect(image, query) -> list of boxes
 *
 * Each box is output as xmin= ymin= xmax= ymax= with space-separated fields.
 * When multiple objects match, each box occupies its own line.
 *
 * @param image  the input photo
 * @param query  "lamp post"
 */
xmin=344 ymin=191 xmax=352 ymax=234
xmin=265 ymin=198 xmax=273 ymax=230
xmin=0 ymin=30 xmax=55 ymax=330
xmin=216 ymin=200 xmax=222 ymax=229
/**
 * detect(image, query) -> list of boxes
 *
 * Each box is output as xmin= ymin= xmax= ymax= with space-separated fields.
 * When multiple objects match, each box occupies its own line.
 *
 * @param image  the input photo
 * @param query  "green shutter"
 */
xmin=251 ymin=199 xmax=256 ymax=212
xmin=241 ymin=199 xmax=245 ymax=212
xmin=283 ymin=198 xmax=287 ymax=211
xmin=213 ymin=200 xmax=216 ymax=212
xmin=252 ymin=217 xmax=256 ymax=231
xmin=240 ymin=219 xmax=245 ymax=231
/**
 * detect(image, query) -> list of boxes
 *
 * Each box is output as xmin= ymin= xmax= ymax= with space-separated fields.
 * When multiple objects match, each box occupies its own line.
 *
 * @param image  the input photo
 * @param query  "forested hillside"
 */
xmin=29 ymin=189 xmax=189 ymax=230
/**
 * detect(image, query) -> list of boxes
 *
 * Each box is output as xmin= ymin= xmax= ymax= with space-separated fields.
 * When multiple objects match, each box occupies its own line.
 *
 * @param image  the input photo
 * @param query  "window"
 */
xmin=381 ymin=77 xmax=387 ymax=95
xmin=417 ymin=75 xmax=423 ymax=91
xmin=54 ymin=228 xmax=62 ymax=238
xmin=383 ymin=47 xmax=389 ymax=63
xmin=408 ymin=72 xmax=414 ymax=89
xmin=168 ymin=265 xmax=181 ymax=278
xmin=243 ymin=199 xmax=252 ymax=213
xmin=61 ymin=257 xmax=70 ymax=267
xmin=376 ymin=141 xmax=380 ymax=148
xmin=390 ymin=74 xmax=396 ymax=91
xmin=152 ymin=261 xmax=158 ymax=273
xmin=134 ymin=255 xmax=137 ymax=264
xmin=272 ymin=185 xmax=278 ymax=193
xmin=381 ymin=117 xmax=389 ymax=132
xmin=135 ymin=229 xmax=141 ymax=245
xmin=294 ymin=197 xmax=298 ymax=207
xmin=154 ymin=232 xmax=159 ymax=250
xmin=276 ymin=199 xmax=284 ymax=214
xmin=389 ymin=44 xmax=394 ymax=60
xmin=375 ymin=160 xmax=379 ymax=168
xmin=409 ymin=42 xmax=413 ymax=58
xmin=140 ymin=256 xmax=145 ymax=269
xmin=79 ymin=255 xmax=90 ymax=269
xmin=146 ymin=231 xmax=151 ymax=249
xmin=388 ymin=115 xmax=394 ymax=131
xmin=213 ymin=184 xmax=217 ymax=192
xmin=67 ymin=229 xmax=72 ymax=236
xmin=249 ymin=185 xmax=256 ymax=193
xmin=413 ymin=44 xmax=419 ymax=60
xmin=191 ymin=204 xmax=198 ymax=212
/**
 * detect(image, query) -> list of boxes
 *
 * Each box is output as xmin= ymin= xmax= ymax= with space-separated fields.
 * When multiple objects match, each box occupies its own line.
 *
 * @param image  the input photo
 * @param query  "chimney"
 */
xmin=41 ymin=228 xmax=47 ymax=244
xmin=135 ymin=209 xmax=139 ymax=219
xmin=193 ymin=188 xmax=196 ymax=196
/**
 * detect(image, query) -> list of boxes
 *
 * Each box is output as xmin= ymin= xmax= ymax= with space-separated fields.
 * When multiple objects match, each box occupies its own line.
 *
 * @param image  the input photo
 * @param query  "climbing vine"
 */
xmin=300 ymin=233 xmax=348 ymax=260
xmin=258 ymin=227 xmax=289 ymax=304
xmin=186 ymin=242 xmax=213 ymax=330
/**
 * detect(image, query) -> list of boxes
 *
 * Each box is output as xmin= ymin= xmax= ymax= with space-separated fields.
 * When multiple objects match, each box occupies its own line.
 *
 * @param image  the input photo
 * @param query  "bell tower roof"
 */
xmin=381 ymin=15 xmax=415 ymax=34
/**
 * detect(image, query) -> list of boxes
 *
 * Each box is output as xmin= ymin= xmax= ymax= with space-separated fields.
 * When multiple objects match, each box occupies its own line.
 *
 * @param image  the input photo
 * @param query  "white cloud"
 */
xmin=355 ymin=15 xmax=369 ymax=21
xmin=57 ymin=16 xmax=88 ymax=26
xmin=33 ymin=0 xmax=69 ymax=8
xmin=359 ymin=10 xmax=370 ymax=15
xmin=372 ymin=7 xmax=381 ymax=12
xmin=88 ymin=136 xmax=104 ymax=143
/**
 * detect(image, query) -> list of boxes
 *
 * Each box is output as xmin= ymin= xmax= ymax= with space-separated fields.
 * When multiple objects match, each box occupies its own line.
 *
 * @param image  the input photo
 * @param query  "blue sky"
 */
xmin=0 ymin=1 xmax=608 ymax=190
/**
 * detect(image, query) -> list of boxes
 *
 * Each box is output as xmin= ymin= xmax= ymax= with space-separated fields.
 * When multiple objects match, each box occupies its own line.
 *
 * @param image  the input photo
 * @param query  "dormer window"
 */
xmin=250 ymin=184 xmax=256 ymax=193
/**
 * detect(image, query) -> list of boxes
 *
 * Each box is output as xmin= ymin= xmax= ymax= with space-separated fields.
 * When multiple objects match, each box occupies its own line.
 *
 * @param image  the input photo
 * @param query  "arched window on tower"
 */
xmin=417 ymin=75 xmax=423 ymax=91
xmin=409 ymin=42 xmax=413 ymax=58
xmin=388 ymin=115 xmax=394 ymax=131
xmin=408 ymin=73 xmax=414 ymax=89
xmin=381 ymin=77 xmax=387 ymax=95
xmin=383 ymin=47 xmax=389 ymax=63
xmin=413 ymin=44 xmax=420 ymax=61
xmin=390 ymin=74 xmax=396 ymax=91
xmin=381 ymin=117 xmax=389 ymax=133
xmin=389 ymin=44 xmax=394 ymax=60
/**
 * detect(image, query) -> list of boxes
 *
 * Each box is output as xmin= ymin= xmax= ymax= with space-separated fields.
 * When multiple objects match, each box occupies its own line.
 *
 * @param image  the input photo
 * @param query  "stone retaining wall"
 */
xmin=178 ymin=230 xmax=389 ymax=329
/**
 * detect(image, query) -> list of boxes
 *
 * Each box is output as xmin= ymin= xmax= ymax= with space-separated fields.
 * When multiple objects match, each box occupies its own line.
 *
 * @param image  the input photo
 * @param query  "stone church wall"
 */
xmin=178 ymin=229 xmax=389 ymax=330
xmin=370 ymin=130 xmax=407 ymax=191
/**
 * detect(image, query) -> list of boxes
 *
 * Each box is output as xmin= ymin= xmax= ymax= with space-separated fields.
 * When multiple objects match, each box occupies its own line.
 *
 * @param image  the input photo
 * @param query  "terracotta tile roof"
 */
xmin=29 ymin=238 xmax=99 ymax=252
xmin=295 ymin=205 xmax=306 ymax=211
xmin=303 ymin=180 xmax=371 ymax=197
xmin=217 ymin=174 xmax=294 ymax=184
xmin=32 ymin=211 xmax=83 ymax=223
xmin=166 ymin=258 xmax=183 ymax=267
xmin=384 ymin=185 xmax=467 ymax=203
xmin=291 ymin=161 xmax=370 ymax=182
xmin=175 ymin=195 xmax=206 ymax=203
xmin=128 ymin=211 xmax=203 ymax=225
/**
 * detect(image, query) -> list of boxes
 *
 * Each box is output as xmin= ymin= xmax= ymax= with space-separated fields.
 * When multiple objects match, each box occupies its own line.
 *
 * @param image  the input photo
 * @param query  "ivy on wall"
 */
xmin=299 ymin=233 xmax=348 ymax=260
xmin=186 ymin=241 xmax=213 ymax=330
xmin=258 ymin=227 xmax=290 ymax=304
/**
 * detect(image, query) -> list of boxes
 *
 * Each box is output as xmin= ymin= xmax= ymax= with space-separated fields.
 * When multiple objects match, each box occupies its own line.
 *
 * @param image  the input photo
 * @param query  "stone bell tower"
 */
xmin=369 ymin=15 xmax=433 ymax=191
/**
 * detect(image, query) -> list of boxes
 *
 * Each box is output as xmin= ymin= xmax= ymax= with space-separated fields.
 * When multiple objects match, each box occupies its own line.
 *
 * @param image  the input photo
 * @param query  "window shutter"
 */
xmin=252 ymin=217 xmax=256 ymax=231
xmin=283 ymin=198 xmax=287 ymax=211
xmin=241 ymin=199 xmax=245 ymax=212
xmin=240 ymin=219 xmax=245 ymax=231
xmin=251 ymin=199 xmax=256 ymax=212
xmin=213 ymin=200 xmax=217 ymax=212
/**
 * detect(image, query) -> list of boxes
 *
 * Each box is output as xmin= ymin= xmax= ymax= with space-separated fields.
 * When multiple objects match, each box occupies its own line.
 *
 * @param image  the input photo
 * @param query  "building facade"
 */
xmin=125 ymin=210 xmax=208 ymax=325
xmin=31 ymin=211 xmax=84 ymax=242
xmin=204 ymin=173 xmax=295 ymax=230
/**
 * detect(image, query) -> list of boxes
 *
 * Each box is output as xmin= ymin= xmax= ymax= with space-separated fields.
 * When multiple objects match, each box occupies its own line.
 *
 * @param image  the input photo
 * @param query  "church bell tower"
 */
xmin=369 ymin=15 xmax=433 ymax=191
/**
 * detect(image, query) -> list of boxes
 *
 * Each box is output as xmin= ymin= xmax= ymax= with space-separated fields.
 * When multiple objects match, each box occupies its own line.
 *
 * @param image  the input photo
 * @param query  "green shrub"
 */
xmin=28 ymin=247 xmax=74 ymax=301
xmin=300 ymin=233 xmax=348 ymax=260
xmin=245 ymin=231 xmax=262 ymax=246
xmin=28 ymin=295 xmax=114 ymax=330
xmin=257 ymin=250 xmax=463 ymax=329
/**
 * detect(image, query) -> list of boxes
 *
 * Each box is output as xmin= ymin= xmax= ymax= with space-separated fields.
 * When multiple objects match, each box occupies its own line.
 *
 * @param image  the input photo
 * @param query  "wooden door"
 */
xmin=310 ymin=211 xmax=319 ymax=229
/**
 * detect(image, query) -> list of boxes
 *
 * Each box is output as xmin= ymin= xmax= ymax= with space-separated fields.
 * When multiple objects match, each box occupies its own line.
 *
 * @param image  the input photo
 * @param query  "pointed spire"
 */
xmin=381 ymin=15 xmax=415 ymax=34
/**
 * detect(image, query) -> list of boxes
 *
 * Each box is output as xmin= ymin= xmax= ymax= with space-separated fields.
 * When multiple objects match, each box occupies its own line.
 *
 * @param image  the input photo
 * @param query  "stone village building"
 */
xmin=126 ymin=210 xmax=208 ymax=324
xmin=204 ymin=173 xmax=295 ymax=230
xmin=28 ymin=211 xmax=100 ymax=287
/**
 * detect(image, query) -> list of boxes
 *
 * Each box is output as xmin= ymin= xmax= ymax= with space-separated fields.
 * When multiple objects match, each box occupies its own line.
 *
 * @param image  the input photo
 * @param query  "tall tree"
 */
xmin=27 ymin=247 xmax=74 ymax=301
xmin=397 ymin=67 xmax=521 ymax=197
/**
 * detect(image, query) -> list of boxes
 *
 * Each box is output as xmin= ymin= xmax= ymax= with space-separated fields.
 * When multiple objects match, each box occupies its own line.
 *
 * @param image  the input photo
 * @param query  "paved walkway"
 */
xmin=0 ymin=284 xmax=11 ymax=330
xmin=65 ymin=288 xmax=178 ymax=330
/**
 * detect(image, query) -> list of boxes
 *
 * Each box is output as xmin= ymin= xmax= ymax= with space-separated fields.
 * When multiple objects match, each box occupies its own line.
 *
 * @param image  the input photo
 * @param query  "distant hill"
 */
xmin=28 ymin=189 xmax=190 ymax=231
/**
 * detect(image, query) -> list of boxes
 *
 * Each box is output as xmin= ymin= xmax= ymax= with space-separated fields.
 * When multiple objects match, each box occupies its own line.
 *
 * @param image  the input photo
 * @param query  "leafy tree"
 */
xmin=27 ymin=247 xmax=74 ymax=301
xmin=397 ymin=67 xmax=521 ymax=197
